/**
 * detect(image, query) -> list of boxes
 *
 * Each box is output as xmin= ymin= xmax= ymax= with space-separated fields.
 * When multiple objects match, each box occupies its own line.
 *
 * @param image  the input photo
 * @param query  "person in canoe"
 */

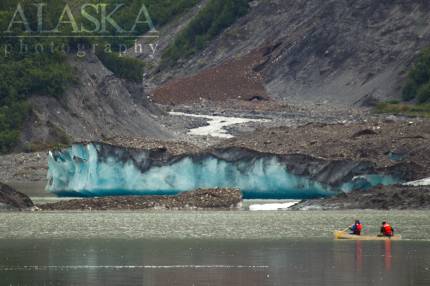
xmin=349 ymin=220 xmax=363 ymax=235
xmin=380 ymin=221 xmax=394 ymax=237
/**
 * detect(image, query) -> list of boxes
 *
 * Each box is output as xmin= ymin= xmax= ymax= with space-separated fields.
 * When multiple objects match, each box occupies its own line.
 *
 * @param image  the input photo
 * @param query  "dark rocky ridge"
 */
xmin=39 ymin=188 xmax=242 ymax=211
xmin=20 ymin=53 xmax=173 ymax=149
xmin=0 ymin=183 xmax=34 ymax=211
xmin=16 ymin=0 xmax=430 ymax=153
xmin=148 ymin=0 xmax=430 ymax=106
xmin=290 ymin=185 xmax=430 ymax=210
xmin=13 ymin=0 xmax=430 ymax=151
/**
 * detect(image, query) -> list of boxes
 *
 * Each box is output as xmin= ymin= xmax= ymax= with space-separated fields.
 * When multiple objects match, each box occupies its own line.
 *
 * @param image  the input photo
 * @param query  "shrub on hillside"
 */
xmin=402 ymin=48 xmax=430 ymax=103
xmin=162 ymin=0 xmax=250 ymax=67
xmin=0 ymin=1 xmax=73 ymax=153
xmin=0 ymin=0 xmax=201 ymax=153
xmin=96 ymin=51 xmax=145 ymax=82
xmin=417 ymin=82 xmax=430 ymax=103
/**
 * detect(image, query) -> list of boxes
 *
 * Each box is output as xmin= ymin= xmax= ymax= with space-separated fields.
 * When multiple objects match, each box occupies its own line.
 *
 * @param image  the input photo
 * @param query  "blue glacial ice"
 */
xmin=46 ymin=143 xmax=399 ymax=199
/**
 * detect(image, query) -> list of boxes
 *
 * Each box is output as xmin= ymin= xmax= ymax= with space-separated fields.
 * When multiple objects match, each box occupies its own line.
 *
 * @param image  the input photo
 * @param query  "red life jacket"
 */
xmin=383 ymin=224 xmax=393 ymax=236
xmin=353 ymin=223 xmax=362 ymax=235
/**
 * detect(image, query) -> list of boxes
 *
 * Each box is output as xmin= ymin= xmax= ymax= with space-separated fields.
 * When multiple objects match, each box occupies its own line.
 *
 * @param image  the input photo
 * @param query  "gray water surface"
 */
xmin=1 ymin=210 xmax=430 ymax=240
xmin=1 ymin=210 xmax=430 ymax=285
xmin=0 ymin=239 xmax=429 ymax=286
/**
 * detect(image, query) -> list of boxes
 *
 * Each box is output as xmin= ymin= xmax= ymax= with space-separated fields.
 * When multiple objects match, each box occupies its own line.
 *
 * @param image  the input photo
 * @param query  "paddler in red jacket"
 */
xmin=380 ymin=221 xmax=394 ymax=237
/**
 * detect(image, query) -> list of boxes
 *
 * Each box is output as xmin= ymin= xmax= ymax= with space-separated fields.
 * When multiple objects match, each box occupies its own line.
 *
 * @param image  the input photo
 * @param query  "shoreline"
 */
xmin=291 ymin=185 xmax=430 ymax=210
xmin=37 ymin=188 xmax=242 ymax=211
xmin=2 ymin=209 xmax=430 ymax=241
xmin=2 ymin=179 xmax=430 ymax=212
xmin=3 ymin=182 xmax=430 ymax=212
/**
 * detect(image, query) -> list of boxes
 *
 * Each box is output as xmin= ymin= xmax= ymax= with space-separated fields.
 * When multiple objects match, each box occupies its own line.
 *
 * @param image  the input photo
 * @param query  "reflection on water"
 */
xmin=385 ymin=240 xmax=392 ymax=272
xmin=1 ymin=210 xmax=430 ymax=285
xmin=0 ymin=239 xmax=429 ymax=286
xmin=354 ymin=240 xmax=393 ymax=273
xmin=355 ymin=241 xmax=363 ymax=272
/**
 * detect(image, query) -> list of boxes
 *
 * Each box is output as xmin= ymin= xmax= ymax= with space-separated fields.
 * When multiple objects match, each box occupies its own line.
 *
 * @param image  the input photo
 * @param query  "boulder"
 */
xmin=0 ymin=183 xmax=34 ymax=211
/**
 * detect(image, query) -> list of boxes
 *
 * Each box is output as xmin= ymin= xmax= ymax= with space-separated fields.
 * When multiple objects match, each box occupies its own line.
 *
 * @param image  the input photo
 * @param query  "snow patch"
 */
xmin=169 ymin=112 xmax=270 ymax=138
xmin=249 ymin=201 xmax=299 ymax=211
xmin=404 ymin=177 xmax=430 ymax=186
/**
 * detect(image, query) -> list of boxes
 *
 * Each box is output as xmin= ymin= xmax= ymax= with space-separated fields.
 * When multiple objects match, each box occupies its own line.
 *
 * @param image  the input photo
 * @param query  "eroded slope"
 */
xmin=150 ymin=0 xmax=430 ymax=106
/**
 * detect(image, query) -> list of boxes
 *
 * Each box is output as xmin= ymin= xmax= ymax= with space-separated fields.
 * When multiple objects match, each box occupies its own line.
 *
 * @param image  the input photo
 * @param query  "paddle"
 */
xmin=340 ymin=226 xmax=350 ymax=233
xmin=340 ymin=226 xmax=350 ymax=232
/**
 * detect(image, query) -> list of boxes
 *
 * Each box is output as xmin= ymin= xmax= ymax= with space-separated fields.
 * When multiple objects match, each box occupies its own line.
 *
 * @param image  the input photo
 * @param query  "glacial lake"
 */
xmin=1 ymin=210 xmax=430 ymax=285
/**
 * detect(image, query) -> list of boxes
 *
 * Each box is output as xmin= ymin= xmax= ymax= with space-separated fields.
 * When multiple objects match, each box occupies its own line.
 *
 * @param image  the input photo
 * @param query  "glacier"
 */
xmin=46 ymin=143 xmax=400 ymax=199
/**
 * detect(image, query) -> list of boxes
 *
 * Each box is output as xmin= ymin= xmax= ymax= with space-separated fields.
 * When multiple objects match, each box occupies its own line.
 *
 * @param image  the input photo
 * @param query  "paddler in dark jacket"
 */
xmin=349 ymin=220 xmax=363 ymax=235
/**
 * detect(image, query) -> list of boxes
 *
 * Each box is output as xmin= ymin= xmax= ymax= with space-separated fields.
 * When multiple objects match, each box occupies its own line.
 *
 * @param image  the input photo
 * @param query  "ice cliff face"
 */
xmin=47 ymin=143 xmax=399 ymax=199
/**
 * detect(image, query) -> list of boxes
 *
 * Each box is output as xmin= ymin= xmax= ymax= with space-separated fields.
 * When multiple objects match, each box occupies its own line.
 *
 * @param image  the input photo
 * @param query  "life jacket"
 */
xmin=353 ymin=223 xmax=362 ymax=235
xmin=383 ymin=223 xmax=393 ymax=236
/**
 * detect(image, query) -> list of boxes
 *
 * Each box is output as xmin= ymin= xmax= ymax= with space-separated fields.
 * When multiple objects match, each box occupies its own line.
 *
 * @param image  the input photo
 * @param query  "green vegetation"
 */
xmin=162 ymin=0 xmax=250 ymax=67
xmin=0 ymin=98 xmax=31 ymax=153
xmin=100 ymin=0 xmax=199 ymax=48
xmin=377 ymin=48 xmax=430 ymax=118
xmin=402 ymin=48 xmax=430 ymax=103
xmin=96 ymin=50 xmax=145 ymax=82
xmin=0 ymin=0 xmax=199 ymax=153
xmin=96 ymin=0 xmax=200 ymax=79
xmin=0 ymin=0 xmax=74 ymax=153
xmin=375 ymin=102 xmax=430 ymax=118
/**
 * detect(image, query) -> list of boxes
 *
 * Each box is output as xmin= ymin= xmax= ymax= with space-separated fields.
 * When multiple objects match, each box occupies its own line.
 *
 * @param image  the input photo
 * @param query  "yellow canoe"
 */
xmin=334 ymin=231 xmax=401 ymax=240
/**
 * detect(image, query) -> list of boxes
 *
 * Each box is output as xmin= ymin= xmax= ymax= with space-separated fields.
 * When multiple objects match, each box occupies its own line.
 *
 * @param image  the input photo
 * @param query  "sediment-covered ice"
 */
xmin=46 ymin=143 xmax=399 ymax=199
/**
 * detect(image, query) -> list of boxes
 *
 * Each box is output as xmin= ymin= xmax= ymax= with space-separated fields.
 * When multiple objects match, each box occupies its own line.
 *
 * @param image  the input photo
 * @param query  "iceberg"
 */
xmin=46 ymin=143 xmax=400 ymax=199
